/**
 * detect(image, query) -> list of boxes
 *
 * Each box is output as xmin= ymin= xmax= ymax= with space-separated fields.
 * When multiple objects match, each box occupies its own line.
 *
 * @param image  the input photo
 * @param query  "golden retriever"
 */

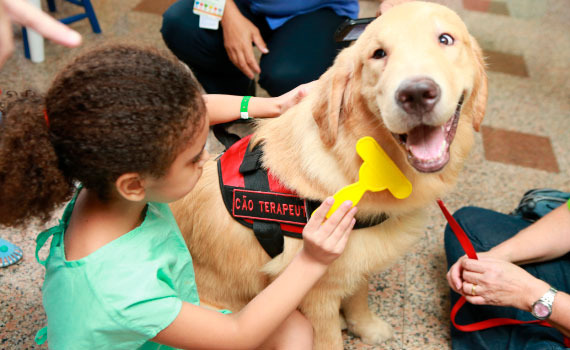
xmin=171 ymin=2 xmax=487 ymax=349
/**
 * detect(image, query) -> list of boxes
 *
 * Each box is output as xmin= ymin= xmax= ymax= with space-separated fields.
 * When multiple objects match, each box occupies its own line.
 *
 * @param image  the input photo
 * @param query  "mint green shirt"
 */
xmin=35 ymin=192 xmax=200 ymax=349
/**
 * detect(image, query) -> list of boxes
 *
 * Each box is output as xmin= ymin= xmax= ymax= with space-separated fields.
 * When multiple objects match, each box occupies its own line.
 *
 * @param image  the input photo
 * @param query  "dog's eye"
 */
xmin=372 ymin=49 xmax=386 ymax=59
xmin=439 ymin=33 xmax=454 ymax=45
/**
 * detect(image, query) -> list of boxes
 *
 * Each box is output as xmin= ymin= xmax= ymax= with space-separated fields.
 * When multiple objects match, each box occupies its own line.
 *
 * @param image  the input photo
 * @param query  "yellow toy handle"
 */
xmin=325 ymin=137 xmax=412 ymax=218
xmin=327 ymin=182 xmax=367 ymax=217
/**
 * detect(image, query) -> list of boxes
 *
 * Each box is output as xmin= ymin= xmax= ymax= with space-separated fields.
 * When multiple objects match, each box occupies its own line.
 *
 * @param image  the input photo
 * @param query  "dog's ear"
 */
xmin=468 ymin=35 xmax=488 ymax=132
xmin=312 ymin=50 xmax=354 ymax=147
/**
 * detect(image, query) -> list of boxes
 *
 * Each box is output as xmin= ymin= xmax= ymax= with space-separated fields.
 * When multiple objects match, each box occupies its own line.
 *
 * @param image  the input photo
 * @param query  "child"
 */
xmin=0 ymin=45 xmax=357 ymax=349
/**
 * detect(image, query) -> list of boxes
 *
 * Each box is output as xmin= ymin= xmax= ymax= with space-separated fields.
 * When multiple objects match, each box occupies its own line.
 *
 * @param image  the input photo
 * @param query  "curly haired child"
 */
xmin=0 ymin=45 xmax=356 ymax=349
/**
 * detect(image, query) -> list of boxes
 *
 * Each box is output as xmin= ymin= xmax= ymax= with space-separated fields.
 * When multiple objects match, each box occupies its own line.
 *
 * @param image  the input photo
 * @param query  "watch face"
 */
xmin=533 ymin=302 xmax=550 ymax=318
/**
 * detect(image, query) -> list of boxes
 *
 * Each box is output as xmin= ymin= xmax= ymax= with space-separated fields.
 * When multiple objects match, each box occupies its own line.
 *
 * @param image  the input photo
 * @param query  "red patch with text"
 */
xmin=232 ymin=189 xmax=308 ymax=225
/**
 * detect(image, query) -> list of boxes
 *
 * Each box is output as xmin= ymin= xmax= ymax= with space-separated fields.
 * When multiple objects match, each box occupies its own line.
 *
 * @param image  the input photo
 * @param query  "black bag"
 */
xmin=510 ymin=188 xmax=570 ymax=222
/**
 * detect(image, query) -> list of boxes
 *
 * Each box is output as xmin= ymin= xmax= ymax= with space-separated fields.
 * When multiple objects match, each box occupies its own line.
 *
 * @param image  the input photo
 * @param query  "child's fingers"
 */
xmin=320 ymin=200 xmax=354 ymax=234
xmin=326 ymin=206 xmax=357 ymax=244
xmin=334 ymin=217 xmax=356 ymax=252
xmin=305 ymin=197 xmax=335 ymax=232
xmin=298 ymin=81 xmax=316 ymax=98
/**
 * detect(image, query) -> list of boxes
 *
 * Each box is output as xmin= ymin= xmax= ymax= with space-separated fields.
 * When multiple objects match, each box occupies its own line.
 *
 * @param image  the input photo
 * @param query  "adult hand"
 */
xmin=0 ymin=0 xmax=82 ymax=68
xmin=0 ymin=0 xmax=13 ymax=67
xmin=376 ymin=0 xmax=413 ymax=16
xmin=452 ymin=256 xmax=551 ymax=311
xmin=221 ymin=0 xmax=268 ymax=79
xmin=448 ymin=252 xmax=485 ymax=295
xmin=300 ymin=198 xmax=356 ymax=267
xmin=447 ymin=250 xmax=508 ymax=294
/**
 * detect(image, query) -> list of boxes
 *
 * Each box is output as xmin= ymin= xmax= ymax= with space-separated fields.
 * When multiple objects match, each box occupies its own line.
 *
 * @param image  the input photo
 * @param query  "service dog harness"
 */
xmin=217 ymin=135 xmax=389 ymax=258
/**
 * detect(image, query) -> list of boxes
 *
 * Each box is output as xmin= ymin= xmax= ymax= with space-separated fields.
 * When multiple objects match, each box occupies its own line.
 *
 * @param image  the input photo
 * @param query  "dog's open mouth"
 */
xmin=393 ymin=94 xmax=465 ymax=173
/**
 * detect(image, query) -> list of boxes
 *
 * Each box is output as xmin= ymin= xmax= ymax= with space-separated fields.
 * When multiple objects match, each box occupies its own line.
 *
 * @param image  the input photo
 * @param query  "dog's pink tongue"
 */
xmin=407 ymin=125 xmax=445 ymax=160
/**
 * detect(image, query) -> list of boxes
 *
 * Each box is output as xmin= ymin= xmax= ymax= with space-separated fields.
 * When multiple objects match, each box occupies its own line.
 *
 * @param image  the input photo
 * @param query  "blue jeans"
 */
xmin=444 ymin=206 xmax=570 ymax=350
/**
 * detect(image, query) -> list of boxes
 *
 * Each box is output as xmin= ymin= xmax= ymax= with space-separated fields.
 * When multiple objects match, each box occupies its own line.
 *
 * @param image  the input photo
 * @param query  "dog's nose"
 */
xmin=396 ymin=78 xmax=441 ymax=115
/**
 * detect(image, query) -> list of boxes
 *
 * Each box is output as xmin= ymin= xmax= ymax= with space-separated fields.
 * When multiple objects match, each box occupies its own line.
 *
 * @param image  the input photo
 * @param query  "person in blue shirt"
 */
xmin=161 ymin=0 xmax=359 ymax=97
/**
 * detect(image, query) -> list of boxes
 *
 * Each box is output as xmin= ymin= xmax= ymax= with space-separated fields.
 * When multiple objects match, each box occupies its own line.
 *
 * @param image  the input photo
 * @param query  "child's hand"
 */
xmin=275 ymin=81 xmax=316 ymax=115
xmin=376 ymin=0 xmax=412 ymax=16
xmin=300 ymin=198 xmax=356 ymax=267
xmin=249 ymin=82 xmax=315 ymax=119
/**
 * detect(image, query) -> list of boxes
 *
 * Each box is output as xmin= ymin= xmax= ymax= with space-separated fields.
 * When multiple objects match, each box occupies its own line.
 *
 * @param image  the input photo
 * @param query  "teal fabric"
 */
xmin=35 ymin=191 xmax=200 ymax=350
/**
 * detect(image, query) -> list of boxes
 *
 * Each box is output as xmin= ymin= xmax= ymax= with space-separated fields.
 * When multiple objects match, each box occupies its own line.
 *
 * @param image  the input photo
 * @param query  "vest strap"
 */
xmin=242 ymin=143 xmax=284 ymax=258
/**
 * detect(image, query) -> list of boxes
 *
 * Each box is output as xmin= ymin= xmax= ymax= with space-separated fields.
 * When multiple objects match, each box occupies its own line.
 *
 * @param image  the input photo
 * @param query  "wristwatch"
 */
xmin=531 ymin=286 xmax=558 ymax=320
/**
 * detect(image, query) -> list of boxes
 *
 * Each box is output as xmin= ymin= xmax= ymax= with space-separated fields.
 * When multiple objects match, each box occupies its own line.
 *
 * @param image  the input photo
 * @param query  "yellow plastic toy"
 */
xmin=326 ymin=136 xmax=413 ymax=218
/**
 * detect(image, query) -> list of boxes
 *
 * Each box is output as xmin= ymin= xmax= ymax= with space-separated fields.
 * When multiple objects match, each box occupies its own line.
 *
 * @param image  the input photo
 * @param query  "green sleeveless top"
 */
xmin=35 ymin=191 xmax=201 ymax=349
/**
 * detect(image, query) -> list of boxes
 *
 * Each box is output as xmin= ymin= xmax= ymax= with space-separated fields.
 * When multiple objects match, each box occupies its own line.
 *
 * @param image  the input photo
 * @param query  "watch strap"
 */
xmin=541 ymin=286 xmax=558 ymax=305
xmin=532 ymin=286 xmax=558 ymax=320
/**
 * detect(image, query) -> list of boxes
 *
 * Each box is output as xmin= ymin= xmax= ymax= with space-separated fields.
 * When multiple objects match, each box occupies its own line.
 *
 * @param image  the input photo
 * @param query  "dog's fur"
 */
xmin=171 ymin=2 xmax=487 ymax=349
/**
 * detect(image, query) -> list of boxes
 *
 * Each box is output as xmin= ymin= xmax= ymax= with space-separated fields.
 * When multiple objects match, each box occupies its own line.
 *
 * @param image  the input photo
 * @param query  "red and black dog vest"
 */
xmin=217 ymin=135 xmax=388 ymax=258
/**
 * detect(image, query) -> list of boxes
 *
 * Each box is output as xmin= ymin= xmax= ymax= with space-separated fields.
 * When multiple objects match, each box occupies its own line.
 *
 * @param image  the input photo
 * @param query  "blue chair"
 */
xmin=23 ymin=0 xmax=101 ymax=59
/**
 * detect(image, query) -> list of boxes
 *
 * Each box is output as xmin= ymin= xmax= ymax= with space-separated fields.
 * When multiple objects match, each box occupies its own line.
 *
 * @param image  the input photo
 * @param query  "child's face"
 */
xmin=143 ymin=117 xmax=210 ymax=203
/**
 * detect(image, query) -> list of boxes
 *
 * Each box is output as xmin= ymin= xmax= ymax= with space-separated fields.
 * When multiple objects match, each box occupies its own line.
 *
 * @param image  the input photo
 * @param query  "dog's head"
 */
xmin=312 ymin=1 xmax=487 ymax=174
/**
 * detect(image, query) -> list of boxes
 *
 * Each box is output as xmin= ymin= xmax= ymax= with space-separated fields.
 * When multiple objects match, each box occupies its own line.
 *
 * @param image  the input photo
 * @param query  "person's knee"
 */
xmin=287 ymin=311 xmax=313 ymax=349
xmin=275 ymin=311 xmax=313 ymax=350
xmin=453 ymin=206 xmax=482 ymax=222
xmin=444 ymin=206 xmax=485 ymax=239
xmin=161 ymin=0 xmax=197 ymax=52
xmin=259 ymin=62 xmax=320 ymax=96
xmin=444 ymin=206 xmax=484 ymax=262
xmin=161 ymin=1 xmax=186 ymax=38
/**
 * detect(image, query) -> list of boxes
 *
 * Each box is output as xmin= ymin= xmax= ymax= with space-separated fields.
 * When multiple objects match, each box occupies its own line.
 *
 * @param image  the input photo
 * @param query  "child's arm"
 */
xmin=205 ymin=82 xmax=314 ymax=125
xmin=152 ymin=198 xmax=356 ymax=350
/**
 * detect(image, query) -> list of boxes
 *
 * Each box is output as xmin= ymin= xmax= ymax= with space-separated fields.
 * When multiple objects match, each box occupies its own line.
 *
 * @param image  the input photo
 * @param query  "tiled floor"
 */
xmin=1 ymin=0 xmax=569 ymax=349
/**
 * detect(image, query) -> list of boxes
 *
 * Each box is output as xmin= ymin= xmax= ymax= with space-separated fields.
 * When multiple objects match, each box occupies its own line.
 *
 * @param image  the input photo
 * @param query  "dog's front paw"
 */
xmin=339 ymin=313 xmax=348 ymax=331
xmin=347 ymin=315 xmax=394 ymax=345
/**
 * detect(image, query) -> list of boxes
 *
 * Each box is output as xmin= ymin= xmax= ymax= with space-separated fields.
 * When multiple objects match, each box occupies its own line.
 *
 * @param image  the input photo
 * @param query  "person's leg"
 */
xmin=444 ymin=206 xmax=531 ymax=267
xmin=444 ymin=206 xmax=568 ymax=350
xmin=161 ymin=0 xmax=267 ymax=95
xmin=256 ymin=310 xmax=313 ymax=350
xmin=258 ymin=8 xmax=350 ymax=96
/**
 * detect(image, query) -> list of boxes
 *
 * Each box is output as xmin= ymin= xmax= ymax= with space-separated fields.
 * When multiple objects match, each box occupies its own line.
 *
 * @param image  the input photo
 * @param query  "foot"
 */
xmin=347 ymin=314 xmax=394 ymax=345
xmin=339 ymin=312 xmax=348 ymax=331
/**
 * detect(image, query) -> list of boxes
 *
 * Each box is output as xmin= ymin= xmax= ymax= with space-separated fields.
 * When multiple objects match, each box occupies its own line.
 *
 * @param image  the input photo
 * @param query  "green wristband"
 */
xmin=240 ymin=96 xmax=252 ymax=120
xmin=567 ymin=198 xmax=570 ymax=211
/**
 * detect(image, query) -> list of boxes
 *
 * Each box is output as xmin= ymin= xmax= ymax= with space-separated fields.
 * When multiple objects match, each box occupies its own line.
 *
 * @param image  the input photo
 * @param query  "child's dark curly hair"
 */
xmin=0 ymin=45 xmax=205 ymax=227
